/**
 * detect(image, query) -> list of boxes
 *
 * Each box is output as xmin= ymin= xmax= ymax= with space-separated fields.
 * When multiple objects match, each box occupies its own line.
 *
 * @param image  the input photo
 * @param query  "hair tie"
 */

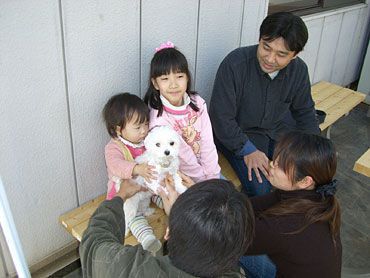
xmin=155 ymin=41 xmax=175 ymax=52
xmin=316 ymin=179 xmax=337 ymax=198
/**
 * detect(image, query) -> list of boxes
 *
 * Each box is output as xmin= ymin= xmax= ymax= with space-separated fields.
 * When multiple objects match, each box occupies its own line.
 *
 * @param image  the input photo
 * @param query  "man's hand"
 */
xmin=133 ymin=163 xmax=157 ymax=182
xmin=116 ymin=179 xmax=145 ymax=201
xmin=243 ymin=150 xmax=270 ymax=183
xmin=158 ymin=175 xmax=179 ymax=215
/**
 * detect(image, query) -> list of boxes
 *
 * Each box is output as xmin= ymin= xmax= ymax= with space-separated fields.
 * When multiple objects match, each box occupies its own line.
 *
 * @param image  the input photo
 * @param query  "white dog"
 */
xmin=135 ymin=125 xmax=187 ymax=194
xmin=120 ymin=126 xmax=187 ymax=239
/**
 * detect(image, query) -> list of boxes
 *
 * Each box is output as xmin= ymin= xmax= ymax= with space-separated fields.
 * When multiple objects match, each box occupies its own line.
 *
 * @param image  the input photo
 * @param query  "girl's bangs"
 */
xmin=152 ymin=52 xmax=188 ymax=77
xmin=125 ymin=105 xmax=148 ymax=125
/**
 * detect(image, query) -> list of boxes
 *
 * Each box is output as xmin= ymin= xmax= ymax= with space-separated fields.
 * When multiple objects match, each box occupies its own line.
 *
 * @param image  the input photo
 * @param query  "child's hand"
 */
xmin=178 ymin=171 xmax=195 ymax=188
xmin=133 ymin=163 xmax=157 ymax=182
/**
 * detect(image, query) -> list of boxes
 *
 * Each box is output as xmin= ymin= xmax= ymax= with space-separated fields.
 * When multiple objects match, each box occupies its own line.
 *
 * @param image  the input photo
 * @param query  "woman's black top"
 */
xmin=246 ymin=190 xmax=342 ymax=278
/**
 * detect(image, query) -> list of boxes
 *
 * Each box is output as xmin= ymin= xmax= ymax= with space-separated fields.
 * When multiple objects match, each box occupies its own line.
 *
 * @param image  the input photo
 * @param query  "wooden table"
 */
xmin=353 ymin=148 xmax=370 ymax=178
xmin=311 ymin=81 xmax=366 ymax=138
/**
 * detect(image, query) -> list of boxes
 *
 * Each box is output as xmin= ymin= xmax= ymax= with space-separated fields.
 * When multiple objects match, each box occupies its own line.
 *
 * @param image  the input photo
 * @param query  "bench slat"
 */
xmin=312 ymin=83 xmax=343 ymax=105
xmin=311 ymin=80 xmax=332 ymax=93
xmin=315 ymin=88 xmax=352 ymax=112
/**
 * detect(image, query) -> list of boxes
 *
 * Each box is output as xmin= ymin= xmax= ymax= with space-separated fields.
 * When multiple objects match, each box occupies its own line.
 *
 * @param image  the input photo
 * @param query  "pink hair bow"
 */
xmin=155 ymin=41 xmax=175 ymax=52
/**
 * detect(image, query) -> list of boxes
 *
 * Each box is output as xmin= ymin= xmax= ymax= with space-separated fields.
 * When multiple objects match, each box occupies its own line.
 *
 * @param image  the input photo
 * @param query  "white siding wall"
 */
xmin=141 ymin=0 xmax=199 ymax=99
xmin=0 ymin=0 xmax=77 ymax=273
xmin=61 ymin=0 xmax=141 ymax=204
xmin=0 ymin=0 xmax=368 ymax=273
xmin=196 ymin=0 xmax=245 ymax=102
xmin=300 ymin=4 xmax=370 ymax=85
xmin=299 ymin=18 xmax=325 ymax=82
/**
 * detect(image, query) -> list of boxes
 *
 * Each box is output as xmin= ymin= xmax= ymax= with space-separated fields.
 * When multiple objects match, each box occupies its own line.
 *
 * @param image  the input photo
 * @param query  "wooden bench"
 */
xmin=353 ymin=148 xmax=370 ymax=178
xmin=218 ymin=152 xmax=241 ymax=190
xmin=59 ymin=156 xmax=241 ymax=244
xmin=59 ymin=81 xmax=365 ymax=245
xmin=311 ymin=81 xmax=366 ymax=138
xmin=59 ymin=195 xmax=167 ymax=245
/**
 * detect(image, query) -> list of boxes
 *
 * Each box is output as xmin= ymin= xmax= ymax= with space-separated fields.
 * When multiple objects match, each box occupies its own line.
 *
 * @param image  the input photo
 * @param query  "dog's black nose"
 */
xmin=164 ymin=150 xmax=170 ymax=156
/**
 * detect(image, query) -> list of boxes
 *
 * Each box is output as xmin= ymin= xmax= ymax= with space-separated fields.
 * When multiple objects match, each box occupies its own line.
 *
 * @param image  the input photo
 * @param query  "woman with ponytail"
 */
xmin=241 ymin=131 xmax=341 ymax=278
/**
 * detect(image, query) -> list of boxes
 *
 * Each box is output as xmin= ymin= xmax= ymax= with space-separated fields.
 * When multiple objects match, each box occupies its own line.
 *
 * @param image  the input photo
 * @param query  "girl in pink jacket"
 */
xmin=144 ymin=42 xmax=221 ymax=182
xmin=103 ymin=93 xmax=161 ymax=253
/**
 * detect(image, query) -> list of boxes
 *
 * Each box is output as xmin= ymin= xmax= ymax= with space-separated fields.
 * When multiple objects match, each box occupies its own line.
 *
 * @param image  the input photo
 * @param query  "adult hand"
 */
xmin=178 ymin=171 xmax=195 ymax=188
xmin=158 ymin=175 xmax=179 ymax=215
xmin=116 ymin=179 xmax=146 ymax=201
xmin=243 ymin=150 xmax=270 ymax=183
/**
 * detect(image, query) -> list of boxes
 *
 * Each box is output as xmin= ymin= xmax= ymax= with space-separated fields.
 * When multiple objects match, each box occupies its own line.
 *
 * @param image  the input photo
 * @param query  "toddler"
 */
xmin=144 ymin=42 xmax=221 ymax=182
xmin=103 ymin=93 xmax=161 ymax=253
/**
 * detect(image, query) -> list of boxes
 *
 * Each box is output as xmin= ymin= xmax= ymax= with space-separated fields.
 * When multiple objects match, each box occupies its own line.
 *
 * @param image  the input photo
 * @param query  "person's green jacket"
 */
xmin=79 ymin=196 xmax=243 ymax=278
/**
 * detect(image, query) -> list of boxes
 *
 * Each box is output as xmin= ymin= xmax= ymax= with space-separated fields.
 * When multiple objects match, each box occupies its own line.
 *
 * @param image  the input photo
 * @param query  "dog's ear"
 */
xmin=143 ymin=128 xmax=155 ymax=148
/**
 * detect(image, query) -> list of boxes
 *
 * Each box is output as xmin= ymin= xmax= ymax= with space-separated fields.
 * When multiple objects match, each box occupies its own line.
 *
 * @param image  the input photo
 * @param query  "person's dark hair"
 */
xmin=144 ymin=47 xmax=199 ymax=116
xmin=263 ymin=132 xmax=340 ymax=242
xmin=259 ymin=12 xmax=308 ymax=54
xmin=102 ymin=93 xmax=149 ymax=138
xmin=168 ymin=179 xmax=254 ymax=277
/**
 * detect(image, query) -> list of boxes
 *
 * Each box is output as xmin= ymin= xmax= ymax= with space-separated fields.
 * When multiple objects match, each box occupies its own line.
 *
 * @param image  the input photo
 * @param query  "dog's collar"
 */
xmin=159 ymin=161 xmax=171 ymax=168
xmin=116 ymin=136 xmax=144 ymax=148
xmin=157 ymin=156 xmax=174 ymax=169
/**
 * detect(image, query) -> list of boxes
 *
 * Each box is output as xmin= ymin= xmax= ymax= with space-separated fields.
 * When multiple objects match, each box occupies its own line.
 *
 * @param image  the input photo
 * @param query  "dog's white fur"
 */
xmin=120 ymin=126 xmax=187 ymax=235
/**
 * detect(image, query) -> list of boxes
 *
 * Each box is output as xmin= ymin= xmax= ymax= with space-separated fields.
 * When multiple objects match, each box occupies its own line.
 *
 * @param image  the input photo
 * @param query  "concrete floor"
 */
xmin=53 ymin=103 xmax=370 ymax=277
xmin=330 ymin=103 xmax=370 ymax=270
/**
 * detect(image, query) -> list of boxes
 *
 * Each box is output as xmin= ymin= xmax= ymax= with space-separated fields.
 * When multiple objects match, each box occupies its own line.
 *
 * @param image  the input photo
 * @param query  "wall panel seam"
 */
xmin=239 ymin=0 xmax=246 ymax=47
xmin=58 ymin=0 xmax=79 ymax=205
xmin=193 ymin=0 xmax=201 ymax=90
xmin=140 ymin=0 xmax=143 ymax=97
xmin=343 ymin=8 xmax=362 ymax=83
xmin=257 ymin=1 xmax=262 ymax=42
xmin=312 ymin=18 xmax=325 ymax=84
xmin=264 ymin=0 xmax=269 ymax=17
xmin=330 ymin=13 xmax=345 ymax=83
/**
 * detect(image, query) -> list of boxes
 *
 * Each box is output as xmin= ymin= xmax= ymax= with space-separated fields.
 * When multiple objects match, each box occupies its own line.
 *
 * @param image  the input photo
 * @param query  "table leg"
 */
xmin=326 ymin=125 xmax=332 ymax=139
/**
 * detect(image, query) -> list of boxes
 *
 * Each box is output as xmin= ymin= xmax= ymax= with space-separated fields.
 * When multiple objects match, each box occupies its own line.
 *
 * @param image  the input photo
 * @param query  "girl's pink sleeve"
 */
xmin=198 ymin=98 xmax=221 ymax=179
xmin=105 ymin=141 xmax=136 ymax=179
xmin=178 ymin=140 xmax=207 ymax=182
